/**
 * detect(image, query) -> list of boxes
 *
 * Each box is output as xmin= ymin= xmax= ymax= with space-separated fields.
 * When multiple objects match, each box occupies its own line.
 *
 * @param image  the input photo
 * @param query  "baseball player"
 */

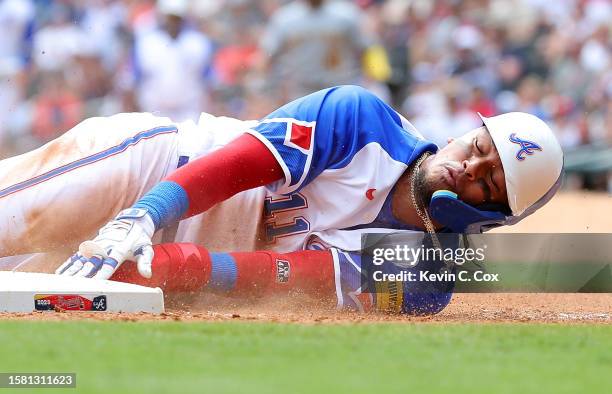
xmin=1 ymin=86 xmax=562 ymax=315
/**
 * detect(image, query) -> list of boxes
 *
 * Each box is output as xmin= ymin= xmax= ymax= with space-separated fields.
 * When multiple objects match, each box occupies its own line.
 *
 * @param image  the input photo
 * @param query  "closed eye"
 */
xmin=475 ymin=138 xmax=483 ymax=154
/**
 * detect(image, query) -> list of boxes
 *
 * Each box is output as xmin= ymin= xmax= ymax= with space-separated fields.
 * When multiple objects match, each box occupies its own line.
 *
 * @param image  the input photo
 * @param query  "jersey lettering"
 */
xmin=264 ymin=193 xmax=310 ymax=243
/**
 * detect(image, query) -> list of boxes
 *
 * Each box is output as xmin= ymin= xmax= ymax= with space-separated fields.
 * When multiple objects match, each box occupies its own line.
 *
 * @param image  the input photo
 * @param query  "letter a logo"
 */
xmin=509 ymin=133 xmax=542 ymax=161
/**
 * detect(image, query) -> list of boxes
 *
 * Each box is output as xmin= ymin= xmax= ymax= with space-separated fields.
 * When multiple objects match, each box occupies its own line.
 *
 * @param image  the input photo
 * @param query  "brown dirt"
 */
xmin=492 ymin=191 xmax=612 ymax=233
xmin=1 ymin=293 xmax=610 ymax=324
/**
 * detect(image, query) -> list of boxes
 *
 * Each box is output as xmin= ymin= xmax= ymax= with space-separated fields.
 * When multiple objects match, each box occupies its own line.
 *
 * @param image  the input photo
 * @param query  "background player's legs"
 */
xmin=0 ymin=113 xmax=180 ymax=267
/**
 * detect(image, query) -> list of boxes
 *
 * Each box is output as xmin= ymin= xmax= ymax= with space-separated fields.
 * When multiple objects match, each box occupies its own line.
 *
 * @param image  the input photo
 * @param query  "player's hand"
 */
xmin=55 ymin=209 xmax=156 ymax=280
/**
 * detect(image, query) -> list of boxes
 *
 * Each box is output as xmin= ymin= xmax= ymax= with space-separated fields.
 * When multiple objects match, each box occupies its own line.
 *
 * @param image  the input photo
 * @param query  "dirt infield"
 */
xmin=492 ymin=191 xmax=612 ymax=233
xmin=1 ymin=293 xmax=610 ymax=324
xmin=2 ymin=191 xmax=610 ymax=324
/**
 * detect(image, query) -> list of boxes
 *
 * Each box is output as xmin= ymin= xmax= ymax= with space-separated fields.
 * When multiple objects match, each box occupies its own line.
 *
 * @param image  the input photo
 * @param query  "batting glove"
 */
xmin=55 ymin=209 xmax=156 ymax=280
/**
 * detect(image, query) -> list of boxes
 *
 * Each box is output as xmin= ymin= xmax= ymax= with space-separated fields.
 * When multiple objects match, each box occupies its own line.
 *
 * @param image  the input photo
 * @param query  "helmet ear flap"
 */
xmin=428 ymin=190 xmax=507 ymax=233
xmin=504 ymin=169 xmax=564 ymax=226
xmin=476 ymin=202 xmax=512 ymax=216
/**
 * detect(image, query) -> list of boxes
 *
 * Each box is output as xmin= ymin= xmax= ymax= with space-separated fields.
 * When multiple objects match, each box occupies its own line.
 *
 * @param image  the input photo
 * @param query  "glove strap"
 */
xmin=115 ymin=208 xmax=156 ymax=238
xmin=116 ymin=208 xmax=150 ymax=220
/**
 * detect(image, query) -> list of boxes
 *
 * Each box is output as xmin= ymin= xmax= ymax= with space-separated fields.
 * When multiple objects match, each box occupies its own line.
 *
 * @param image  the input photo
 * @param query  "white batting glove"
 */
xmin=55 ymin=209 xmax=156 ymax=280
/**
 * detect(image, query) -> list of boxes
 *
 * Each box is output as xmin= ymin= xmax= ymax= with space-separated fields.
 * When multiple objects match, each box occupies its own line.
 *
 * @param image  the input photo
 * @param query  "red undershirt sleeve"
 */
xmin=167 ymin=133 xmax=284 ymax=218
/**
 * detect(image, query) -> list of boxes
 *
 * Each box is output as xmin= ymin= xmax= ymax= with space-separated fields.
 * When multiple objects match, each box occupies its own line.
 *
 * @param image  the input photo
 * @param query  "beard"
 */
xmin=415 ymin=166 xmax=436 ymax=208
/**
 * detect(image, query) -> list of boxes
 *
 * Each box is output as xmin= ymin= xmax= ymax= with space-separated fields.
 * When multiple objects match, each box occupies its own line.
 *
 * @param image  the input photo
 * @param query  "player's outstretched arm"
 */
xmin=110 ymin=243 xmax=452 ymax=316
xmin=111 ymin=243 xmax=452 ymax=316
xmin=110 ymin=243 xmax=337 ymax=299
xmin=57 ymin=134 xmax=284 ymax=280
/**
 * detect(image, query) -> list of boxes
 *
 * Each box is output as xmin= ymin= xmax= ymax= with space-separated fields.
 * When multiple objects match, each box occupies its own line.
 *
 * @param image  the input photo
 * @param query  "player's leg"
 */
xmin=0 ymin=113 xmax=181 ymax=263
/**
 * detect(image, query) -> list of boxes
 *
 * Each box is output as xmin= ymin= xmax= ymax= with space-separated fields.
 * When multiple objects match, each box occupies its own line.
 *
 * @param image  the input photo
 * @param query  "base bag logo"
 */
xmin=34 ymin=294 xmax=107 ymax=311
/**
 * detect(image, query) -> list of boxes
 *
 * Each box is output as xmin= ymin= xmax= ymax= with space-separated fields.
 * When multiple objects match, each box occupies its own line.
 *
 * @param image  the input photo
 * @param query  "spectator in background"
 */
xmin=202 ymin=0 xmax=271 ymax=118
xmin=403 ymin=77 xmax=480 ymax=148
xmin=260 ymin=0 xmax=387 ymax=104
xmin=64 ymin=36 xmax=115 ymax=117
xmin=32 ymin=3 xmax=83 ymax=73
xmin=122 ymin=0 xmax=213 ymax=122
xmin=77 ymin=0 xmax=128 ymax=71
xmin=0 ymin=0 xmax=609 ymax=193
xmin=0 ymin=0 xmax=35 ymax=157
xmin=31 ymin=71 xmax=83 ymax=143
xmin=468 ymin=86 xmax=496 ymax=118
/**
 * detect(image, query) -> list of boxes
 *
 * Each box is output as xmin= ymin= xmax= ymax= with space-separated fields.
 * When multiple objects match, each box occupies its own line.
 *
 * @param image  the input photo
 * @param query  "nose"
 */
xmin=462 ymin=158 xmax=485 ymax=181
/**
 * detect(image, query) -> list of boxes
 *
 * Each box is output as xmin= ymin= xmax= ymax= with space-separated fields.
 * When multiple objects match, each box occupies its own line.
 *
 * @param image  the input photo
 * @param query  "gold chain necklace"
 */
xmin=409 ymin=152 xmax=462 ymax=273
xmin=409 ymin=151 xmax=444 ymax=252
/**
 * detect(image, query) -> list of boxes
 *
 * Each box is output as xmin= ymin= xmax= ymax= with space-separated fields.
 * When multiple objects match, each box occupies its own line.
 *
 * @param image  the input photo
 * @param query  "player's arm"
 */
xmin=56 ymin=134 xmax=284 ymax=280
xmin=111 ymin=243 xmax=452 ymax=317
xmin=132 ymin=133 xmax=284 ymax=229
xmin=110 ymin=243 xmax=337 ymax=302
xmin=58 ymin=88 xmax=328 ymax=281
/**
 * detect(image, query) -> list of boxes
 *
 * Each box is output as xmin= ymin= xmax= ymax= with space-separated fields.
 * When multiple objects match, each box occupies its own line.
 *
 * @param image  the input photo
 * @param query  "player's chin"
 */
xmin=426 ymin=171 xmax=456 ymax=196
xmin=420 ymin=166 xmax=454 ymax=202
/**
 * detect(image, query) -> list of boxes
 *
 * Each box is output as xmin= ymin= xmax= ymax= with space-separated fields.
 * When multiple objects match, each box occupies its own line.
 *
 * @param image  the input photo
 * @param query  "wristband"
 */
xmin=132 ymin=181 xmax=189 ymax=230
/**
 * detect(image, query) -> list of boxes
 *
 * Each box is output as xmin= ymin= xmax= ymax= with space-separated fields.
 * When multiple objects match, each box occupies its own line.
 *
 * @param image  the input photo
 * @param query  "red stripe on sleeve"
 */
xmin=167 ymin=133 xmax=283 ymax=218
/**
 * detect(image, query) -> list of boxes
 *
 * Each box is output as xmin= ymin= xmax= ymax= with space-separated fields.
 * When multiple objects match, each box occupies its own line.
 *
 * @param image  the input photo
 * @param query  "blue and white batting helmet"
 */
xmin=429 ymin=112 xmax=564 ymax=233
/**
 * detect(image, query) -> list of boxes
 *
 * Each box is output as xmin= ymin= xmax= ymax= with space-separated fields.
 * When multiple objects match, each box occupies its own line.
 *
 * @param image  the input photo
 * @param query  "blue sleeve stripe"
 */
xmin=209 ymin=253 xmax=238 ymax=292
xmin=0 ymin=125 xmax=178 ymax=200
xmin=133 ymin=181 xmax=189 ymax=230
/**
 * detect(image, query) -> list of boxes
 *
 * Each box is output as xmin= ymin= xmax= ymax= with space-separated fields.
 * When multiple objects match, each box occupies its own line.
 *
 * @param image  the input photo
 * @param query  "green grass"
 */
xmin=0 ymin=321 xmax=610 ymax=394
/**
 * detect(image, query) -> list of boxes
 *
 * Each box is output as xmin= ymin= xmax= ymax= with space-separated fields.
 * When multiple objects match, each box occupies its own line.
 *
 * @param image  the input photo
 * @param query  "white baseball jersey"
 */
xmin=245 ymin=86 xmax=437 ymax=253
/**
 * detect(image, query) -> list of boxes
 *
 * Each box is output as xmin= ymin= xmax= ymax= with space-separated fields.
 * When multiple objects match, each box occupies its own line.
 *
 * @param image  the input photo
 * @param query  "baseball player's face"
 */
xmin=420 ymin=126 xmax=508 ymax=208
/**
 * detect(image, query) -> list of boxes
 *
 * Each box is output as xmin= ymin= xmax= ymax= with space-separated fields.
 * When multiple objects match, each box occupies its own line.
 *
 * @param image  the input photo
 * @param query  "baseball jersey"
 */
xmin=246 ymin=85 xmax=438 ymax=253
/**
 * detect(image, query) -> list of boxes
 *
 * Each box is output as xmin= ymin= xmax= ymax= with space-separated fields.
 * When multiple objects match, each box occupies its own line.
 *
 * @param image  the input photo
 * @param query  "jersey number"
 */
xmin=264 ymin=193 xmax=310 ymax=243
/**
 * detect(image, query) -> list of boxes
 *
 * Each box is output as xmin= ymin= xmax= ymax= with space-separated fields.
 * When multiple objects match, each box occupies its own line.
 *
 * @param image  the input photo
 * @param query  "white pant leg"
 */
xmin=0 ymin=113 xmax=181 ymax=259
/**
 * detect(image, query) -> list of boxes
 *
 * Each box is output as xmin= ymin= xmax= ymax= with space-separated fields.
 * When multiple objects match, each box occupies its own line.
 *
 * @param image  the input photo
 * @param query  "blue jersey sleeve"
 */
xmin=247 ymin=85 xmax=437 ymax=194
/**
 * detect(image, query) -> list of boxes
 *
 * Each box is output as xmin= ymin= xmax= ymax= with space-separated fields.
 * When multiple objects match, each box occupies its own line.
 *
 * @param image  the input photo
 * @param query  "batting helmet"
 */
xmin=429 ymin=112 xmax=564 ymax=233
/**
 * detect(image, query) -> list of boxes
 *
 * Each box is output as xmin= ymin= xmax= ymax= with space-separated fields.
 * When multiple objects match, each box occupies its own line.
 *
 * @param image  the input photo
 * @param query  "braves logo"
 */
xmin=509 ymin=133 xmax=542 ymax=161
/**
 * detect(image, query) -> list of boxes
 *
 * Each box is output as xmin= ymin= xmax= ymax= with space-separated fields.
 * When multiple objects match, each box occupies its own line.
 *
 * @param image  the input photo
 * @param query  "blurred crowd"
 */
xmin=0 ymin=0 xmax=610 ymax=188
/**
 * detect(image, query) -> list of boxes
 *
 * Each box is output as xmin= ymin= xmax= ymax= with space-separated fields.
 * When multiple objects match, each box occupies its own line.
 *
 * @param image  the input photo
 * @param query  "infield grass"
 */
xmin=0 ymin=321 xmax=610 ymax=394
